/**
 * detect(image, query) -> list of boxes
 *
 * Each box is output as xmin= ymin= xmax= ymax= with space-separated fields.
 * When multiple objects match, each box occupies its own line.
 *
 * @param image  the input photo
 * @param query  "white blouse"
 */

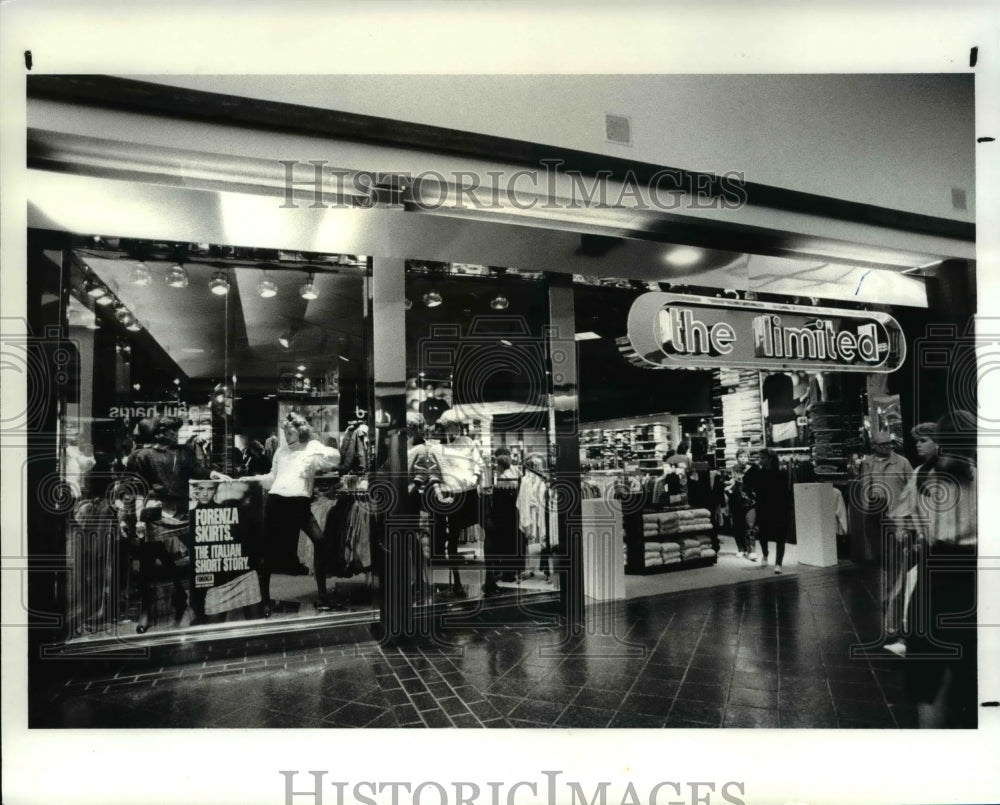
xmin=246 ymin=439 xmax=340 ymax=498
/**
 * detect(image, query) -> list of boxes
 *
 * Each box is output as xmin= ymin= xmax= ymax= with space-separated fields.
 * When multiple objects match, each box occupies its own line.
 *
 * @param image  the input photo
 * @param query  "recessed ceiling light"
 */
xmin=257 ymin=272 xmax=277 ymax=298
xmin=299 ymin=274 xmax=319 ymax=300
xmin=664 ymin=248 xmax=702 ymax=267
xmin=208 ymin=271 xmax=230 ymax=295
xmin=490 ymin=295 xmax=510 ymax=310
xmin=166 ymin=264 xmax=189 ymax=288
xmin=423 ymin=290 xmax=442 ymax=308
xmin=296 ymin=364 xmax=306 ymax=371
xmin=129 ymin=262 xmax=152 ymax=286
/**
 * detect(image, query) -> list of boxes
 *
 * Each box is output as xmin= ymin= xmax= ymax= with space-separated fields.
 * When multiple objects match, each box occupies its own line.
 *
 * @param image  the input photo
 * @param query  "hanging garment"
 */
xmin=517 ymin=470 xmax=548 ymax=543
xmin=339 ymin=427 xmax=369 ymax=474
xmin=343 ymin=499 xmax=372 ymax=571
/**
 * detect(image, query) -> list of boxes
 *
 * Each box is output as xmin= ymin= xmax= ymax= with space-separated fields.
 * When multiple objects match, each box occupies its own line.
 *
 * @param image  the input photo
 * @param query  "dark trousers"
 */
xmin=261 ymin=494 xmax=326 ymax=603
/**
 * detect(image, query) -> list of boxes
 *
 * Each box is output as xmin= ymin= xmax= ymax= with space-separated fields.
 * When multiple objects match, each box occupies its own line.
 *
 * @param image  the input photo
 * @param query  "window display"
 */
xmin=402 ymin=265 xmax=560 ymax=604
xmin=50 ymin=237 xmax=374 ymax=640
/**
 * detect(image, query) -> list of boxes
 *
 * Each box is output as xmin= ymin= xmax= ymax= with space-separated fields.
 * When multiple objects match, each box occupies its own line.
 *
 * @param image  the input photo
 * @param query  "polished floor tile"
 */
xmin=31 ymin=564 xmax=937 ymax=729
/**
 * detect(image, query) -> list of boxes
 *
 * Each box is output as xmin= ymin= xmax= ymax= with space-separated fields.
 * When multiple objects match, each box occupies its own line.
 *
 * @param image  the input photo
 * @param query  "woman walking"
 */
xmin=745 ymin=449 xmax=791 ymax=574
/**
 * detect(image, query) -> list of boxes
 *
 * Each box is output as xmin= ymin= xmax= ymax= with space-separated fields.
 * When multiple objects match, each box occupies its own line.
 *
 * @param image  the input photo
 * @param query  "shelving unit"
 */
xmin=712 ymin=369 xmax=764 ymax=465
xmin=620 ymin=499 xmax=717 ymax=575
xmin=580 ymin=415 xmax=677 ymax=471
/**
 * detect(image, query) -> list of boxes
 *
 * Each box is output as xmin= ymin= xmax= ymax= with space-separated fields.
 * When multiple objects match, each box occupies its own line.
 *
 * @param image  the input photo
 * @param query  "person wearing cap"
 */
xmin=857 ymin=430 xmax=913 ymax=646
xmin=896 ymin=415 xmax=977 ymax=727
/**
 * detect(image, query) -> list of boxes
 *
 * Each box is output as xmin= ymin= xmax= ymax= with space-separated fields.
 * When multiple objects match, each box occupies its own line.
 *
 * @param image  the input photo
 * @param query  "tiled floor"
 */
xmin=31 ymin=565 xmax=931 ymax=728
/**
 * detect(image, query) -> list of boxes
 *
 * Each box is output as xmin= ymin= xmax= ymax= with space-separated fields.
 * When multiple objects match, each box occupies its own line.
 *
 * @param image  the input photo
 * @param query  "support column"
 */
xmin=371 ymin=256 xmax=412 ymax=640
xmin=547 ymin=276 xmax=584 ymax=630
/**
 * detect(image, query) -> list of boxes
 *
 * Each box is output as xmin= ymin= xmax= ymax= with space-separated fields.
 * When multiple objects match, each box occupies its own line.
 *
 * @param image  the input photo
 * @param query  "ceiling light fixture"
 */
xmin=423 ymin=290 xmax=443 ymax=308
xmin=125 ymin=319 xmax=142 ymax=332
xmin=257 ymin=272 xmax=277 ymax=298
xmin=490 ymin=294 xmax=510 ymax=311
xmin=278 ymin=331 xmax=294 ymax=349
xmin=166 ymin=263 xmax=189 ymax=288
xmin=208 ymin=271 xmax=230 ymax=295
xmin=129 ymin=261 xmax=152 ymax=286
xmin=85 ymin=279 xmax=106 ymax=298
xmin=299 ymin=274 xmax=319 ymax=300
xmin=95 ymin=293 xmax=114 ymax=306
xmin=664 ymin=247 xmax=702 ymax=267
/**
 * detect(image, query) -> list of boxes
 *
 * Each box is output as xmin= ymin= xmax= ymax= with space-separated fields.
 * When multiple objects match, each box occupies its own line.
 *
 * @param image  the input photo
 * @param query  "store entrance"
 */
xmin=574 ymin=283 xmax=878 ymax=600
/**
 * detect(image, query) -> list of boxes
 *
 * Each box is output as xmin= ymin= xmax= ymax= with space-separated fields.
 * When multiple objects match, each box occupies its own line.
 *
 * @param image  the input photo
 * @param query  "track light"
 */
xmin=85 ymin=279 xmax=106 ymax=298
xmin=166 ymin=264 xmax=189 ymax=288
xmin=257 ymin=272 xmax=277 ymax=298
xmin=125 ymin=319 xmax=142 ymax=332
xmin=278 ymin=331 xmax=294 ymax=349
xmin=208 ymin=271 xmax=230 ymax=295
xmin=129 ymin=261 xmax=152 ymax=286
xmin=299 ymin=274 xmax=319 ymax=300
xmin=95 ymin=293 xmax=113 ymax=306
xmin=490 ymin=294 xmax=509 ymax=311
xmin=423 ymin=290 xmax=442 ymax=308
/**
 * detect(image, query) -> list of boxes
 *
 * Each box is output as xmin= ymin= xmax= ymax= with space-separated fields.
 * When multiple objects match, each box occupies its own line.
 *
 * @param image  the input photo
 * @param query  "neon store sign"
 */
xmin=622 ymin=293 xmax=905 ymax=372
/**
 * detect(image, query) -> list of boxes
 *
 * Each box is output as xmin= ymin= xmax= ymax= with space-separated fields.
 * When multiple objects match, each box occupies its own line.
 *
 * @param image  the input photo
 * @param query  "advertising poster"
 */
xmin=188 ymin=479 xmax=265 ymax=614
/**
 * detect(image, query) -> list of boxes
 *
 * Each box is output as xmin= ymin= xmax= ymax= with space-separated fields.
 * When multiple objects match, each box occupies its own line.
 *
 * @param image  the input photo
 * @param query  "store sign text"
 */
xmin=623 ymin=293 xmax=905 ymax=372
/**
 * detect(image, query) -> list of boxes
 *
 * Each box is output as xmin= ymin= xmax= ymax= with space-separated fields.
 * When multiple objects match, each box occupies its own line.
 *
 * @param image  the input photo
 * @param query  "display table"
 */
xmin=793 ymin=483 xmax=839 ymax=567
xmin=580 ymin=498 xmax=627 ymax=601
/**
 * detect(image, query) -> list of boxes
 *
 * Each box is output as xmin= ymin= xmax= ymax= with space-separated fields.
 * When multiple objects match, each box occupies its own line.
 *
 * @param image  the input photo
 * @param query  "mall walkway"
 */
xmin=32 ymin=566 xmax=922 ymax=729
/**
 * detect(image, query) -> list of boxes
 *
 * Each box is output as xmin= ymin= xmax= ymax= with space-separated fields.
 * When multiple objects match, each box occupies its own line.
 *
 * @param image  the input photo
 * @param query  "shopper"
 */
xmin=725 ymin=449 xmax=758 ymax=561
xmin=665 ymin=439 xmax=692 ymax=469
xmin=857 ymin=431 xmax=913 ymax=649
xmin=482 ymin=447 xmax=522 ymax=595
xmin=746 ymin=449 xmax=791 ymax=573
xmin=217 ymin=412 xmax=341 ymax=614
xmin=125 ymin=415 xmax=208 ymax=632
xmin=406 ymin=411 xmax=444 ymax=603
xmin=898 ymin=414 xmax=977 ymax=728
xmin=431 ymin=410 xmax=485 ymax=597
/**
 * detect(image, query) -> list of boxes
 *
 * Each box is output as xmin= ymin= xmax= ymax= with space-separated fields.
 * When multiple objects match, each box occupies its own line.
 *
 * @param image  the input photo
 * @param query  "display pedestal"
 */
xmin=793 ymin=483 xmax=839 ymax=567
xmin=580 ymin=498 xmax=627 ymax=602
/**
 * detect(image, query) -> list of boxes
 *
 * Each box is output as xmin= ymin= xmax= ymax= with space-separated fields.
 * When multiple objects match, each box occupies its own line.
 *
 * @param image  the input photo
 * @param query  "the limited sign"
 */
xmin=621 ymin=292 xmax=905 ymax=372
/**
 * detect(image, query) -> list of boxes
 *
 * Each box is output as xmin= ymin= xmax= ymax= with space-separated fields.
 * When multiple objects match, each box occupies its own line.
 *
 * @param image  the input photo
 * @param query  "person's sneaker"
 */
xmin=760 ymin=557 xmax=768 ymax=567
xmin=774 ymin=566 xmax=783 ymax=575
xmin=747 ymin=552 xmax=758 ymax=562
xmin=884 ymin=639 xmax=907 ymax=657
xmin=736 ymin=551 xmax=745 ymax=558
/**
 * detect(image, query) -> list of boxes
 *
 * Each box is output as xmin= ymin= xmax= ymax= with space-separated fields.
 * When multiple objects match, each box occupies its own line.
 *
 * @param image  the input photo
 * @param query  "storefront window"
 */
xmin=48 ymin=236 xmax=374 ymax=640
xmin=402 ymin=263 xmax=560 ymax=607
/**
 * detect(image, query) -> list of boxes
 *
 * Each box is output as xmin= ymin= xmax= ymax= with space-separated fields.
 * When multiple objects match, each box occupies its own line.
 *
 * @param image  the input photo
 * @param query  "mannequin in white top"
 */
xmin=213 ymin=412 xmax=341 ymax=614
